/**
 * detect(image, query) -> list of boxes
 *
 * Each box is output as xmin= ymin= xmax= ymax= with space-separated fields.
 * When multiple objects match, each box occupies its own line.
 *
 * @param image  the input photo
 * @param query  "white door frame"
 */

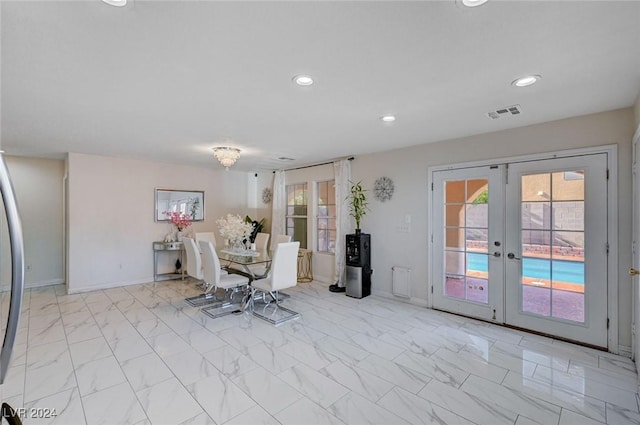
xmin=632 ymin=125 xmax=640 ymax=364
xmin=428 ymin=144 xmax=619 ymax=353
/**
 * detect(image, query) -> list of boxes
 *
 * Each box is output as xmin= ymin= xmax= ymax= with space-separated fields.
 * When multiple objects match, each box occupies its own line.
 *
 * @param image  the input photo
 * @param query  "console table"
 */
xmin=153 ymin=241 xmax=185 ymax=282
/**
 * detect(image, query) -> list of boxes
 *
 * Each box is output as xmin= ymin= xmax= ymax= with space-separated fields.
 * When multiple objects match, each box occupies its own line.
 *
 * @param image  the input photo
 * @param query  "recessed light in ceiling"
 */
xmin=512 ymin=75 xmax=541 ymax=87
xmin=381 ymin=115 xmax=396 ymax=123
xmin=462 ymin=0 xmax=488 ymax=7
xmin=102 ymin=0 xmax=127 ymax=7
xmin=293 ymin=75 xmax=314 ymax=86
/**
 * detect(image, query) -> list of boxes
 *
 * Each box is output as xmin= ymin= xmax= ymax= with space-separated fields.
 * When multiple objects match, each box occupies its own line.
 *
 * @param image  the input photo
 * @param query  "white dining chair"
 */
xmin=253 ymin=232 xmax=270 ymax=251
xmin=195 ymin=232 xmax=217 ymax=250
xmin=183 ymin=237 xmax=203 ymax=282
xmin=275 ymin=234 xmax=292 ymax=243
xmin=194 ymin=232 xmax=228 ymax=276
xmin=269 ymin=234 xmax=291 ymax=252
xmin=249 ymin=242 xmax=300 ymax=324
xmin=200 ymin=240 xmax=249 ymax=299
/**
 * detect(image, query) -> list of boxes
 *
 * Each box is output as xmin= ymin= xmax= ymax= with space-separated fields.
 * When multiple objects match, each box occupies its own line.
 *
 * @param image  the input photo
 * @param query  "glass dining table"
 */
xmin=218 ymin=248 xmax=272 ymax=280
xmin=198 ymin=248 xmax=273 ymax=319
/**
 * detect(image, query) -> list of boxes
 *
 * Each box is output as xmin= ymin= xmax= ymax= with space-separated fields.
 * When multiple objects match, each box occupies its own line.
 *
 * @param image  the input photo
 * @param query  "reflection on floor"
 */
xmin=0 ymin=279 xmax=638 ymax=425
xmin=445 ymin=277 xmax=585 ymax=322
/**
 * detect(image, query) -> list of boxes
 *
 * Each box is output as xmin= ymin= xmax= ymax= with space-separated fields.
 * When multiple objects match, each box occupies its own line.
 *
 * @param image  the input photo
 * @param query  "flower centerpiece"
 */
xmin=217 ymin=214 xmax=254 ymax=252
xmin=164 ymin=211 xmax=192 ymax=240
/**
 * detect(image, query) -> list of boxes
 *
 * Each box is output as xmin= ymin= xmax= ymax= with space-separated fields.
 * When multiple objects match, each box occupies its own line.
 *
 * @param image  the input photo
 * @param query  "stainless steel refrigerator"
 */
xmin=0 ymin=153 xmax=24 ymax=385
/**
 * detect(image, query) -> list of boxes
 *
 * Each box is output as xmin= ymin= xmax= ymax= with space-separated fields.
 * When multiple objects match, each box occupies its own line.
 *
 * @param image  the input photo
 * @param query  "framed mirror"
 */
xmin=155 ymin=189 xmax=205 ymax=222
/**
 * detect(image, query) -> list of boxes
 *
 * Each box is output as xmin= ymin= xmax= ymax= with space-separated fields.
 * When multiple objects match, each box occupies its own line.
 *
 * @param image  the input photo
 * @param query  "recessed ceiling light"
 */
xmin=102 ymin=0 xmax=127 ymax=6
xmin=381 ymin=115 xmax=396 ymax=123
xmin=462 ymin=0 xmax=488 ymax=7
xmin=293 ymin=75 xmax=314 ymax=86
xmin=512 ymin=75 xmax=541 ymax=87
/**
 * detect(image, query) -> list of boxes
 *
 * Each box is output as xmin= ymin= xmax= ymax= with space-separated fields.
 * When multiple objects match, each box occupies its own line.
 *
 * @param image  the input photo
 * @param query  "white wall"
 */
xmin=352 ymin=107 xmax=635 ymax=348
xmin=252 ymin=171 xmax=274 ymax=231
xmin=66 ymin=152 xmax=253 ymax=293
xmin=1 ymin=156 xmax=65 ymax=289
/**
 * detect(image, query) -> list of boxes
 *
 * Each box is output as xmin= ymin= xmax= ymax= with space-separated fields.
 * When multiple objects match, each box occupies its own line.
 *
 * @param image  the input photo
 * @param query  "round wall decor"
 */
xmin=374 ymin=176 xmax=394 ymax=202
xmin=262 ymin=187 xmax=272 ymax=204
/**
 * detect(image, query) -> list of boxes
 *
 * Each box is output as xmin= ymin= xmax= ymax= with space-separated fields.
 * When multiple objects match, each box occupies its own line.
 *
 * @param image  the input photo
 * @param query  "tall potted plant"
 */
xmin=349 ymin=181 xmax=368 ymax=234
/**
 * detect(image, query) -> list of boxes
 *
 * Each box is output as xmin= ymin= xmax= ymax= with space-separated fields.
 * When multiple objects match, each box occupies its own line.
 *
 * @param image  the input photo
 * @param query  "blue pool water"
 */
xmin=467 ymin=252 xmax=584 ymax=284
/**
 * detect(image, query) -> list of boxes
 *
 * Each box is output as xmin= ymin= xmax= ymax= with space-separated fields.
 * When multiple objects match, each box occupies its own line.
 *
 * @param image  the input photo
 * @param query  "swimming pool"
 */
xmin=467 ymin=252 xmax=584 ymax=284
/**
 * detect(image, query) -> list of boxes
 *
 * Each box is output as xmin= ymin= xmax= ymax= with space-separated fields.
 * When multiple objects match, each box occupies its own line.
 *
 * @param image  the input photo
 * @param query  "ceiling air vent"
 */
xmin=277 ymin=157 xmax=295 ymax=161
xmin=486 ymin=104 xmax=522 ymax=120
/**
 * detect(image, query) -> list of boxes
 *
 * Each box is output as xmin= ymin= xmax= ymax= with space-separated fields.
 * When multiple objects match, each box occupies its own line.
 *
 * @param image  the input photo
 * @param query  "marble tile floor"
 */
xmin=0 ymin=279 xmax=638 ymax=425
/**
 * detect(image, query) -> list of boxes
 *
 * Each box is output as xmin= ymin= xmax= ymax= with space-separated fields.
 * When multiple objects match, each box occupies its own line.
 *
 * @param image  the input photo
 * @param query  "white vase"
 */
xmin=176 ymin=231 xmax=185 ymax=241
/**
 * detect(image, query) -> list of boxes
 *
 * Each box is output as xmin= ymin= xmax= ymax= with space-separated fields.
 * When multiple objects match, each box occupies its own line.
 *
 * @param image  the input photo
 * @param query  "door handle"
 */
xmin=507 ymin=253 xmax=521 ymax=260
xmin=492 ymin=252 xmax=501 ymax=257
xmin=630 ymin=268 xmax=640 ymax=276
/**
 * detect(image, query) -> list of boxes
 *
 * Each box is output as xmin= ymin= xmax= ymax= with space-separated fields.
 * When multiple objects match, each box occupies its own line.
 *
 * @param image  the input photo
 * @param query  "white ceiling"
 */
xmin=2 ymin=0 xmax=640 ymax=171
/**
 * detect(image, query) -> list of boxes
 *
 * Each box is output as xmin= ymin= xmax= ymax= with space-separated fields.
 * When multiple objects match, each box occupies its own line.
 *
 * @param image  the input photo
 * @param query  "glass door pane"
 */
xmin=520 ymin=171 xmax=585 ymax=322
xmin=444 ymin=179 xmax=489 ymax=304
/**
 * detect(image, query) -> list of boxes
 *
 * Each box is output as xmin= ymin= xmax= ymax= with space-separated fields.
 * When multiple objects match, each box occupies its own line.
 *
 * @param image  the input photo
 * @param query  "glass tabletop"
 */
xmin=217 ymin=248 xmax=271 ymax=266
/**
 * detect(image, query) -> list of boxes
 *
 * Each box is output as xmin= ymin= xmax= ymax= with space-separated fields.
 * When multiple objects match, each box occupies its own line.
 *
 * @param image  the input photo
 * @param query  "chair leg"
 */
xmin=229 ymin=286 xmax=243 ymax=303
xmin=243 ymin=287 xmax=256 ymax=312
xmin=267 ymin=291 xmax=279 ymax=304
xmin=187 ymin=276 xmax=207 ymax=290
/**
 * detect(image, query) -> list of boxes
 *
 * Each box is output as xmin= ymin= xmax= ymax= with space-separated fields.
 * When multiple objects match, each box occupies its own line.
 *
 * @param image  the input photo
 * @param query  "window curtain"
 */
xmin=333 ymin=159 xmax=351 ymax=287
xmin=270 ymin=170 xmax=286 ymax=250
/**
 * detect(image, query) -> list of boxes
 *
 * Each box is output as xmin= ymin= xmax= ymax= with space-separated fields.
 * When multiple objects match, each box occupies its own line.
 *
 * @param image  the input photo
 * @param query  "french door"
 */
xmin=432 ymin=165 xmax=505 ymax=323
xmin=432 ymin=153 xmax=609 ymax=348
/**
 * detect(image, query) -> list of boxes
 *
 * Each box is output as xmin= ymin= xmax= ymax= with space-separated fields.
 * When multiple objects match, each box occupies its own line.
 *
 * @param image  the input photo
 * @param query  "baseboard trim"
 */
xmin=313 ymin=274 xmax=332 ymax=284
xmin=372 ymin=289 xmax=428 ymax=307
xmin=28 ymin=278 xmax=65 ymax=289
xmin=618 ymin=345 xmax=632 ymax=358
xmin=0 ymin=278 xmax=65 ymax=292
xmin=68 ymin=277 xmax=154 ymax=294
xmin=371 ymin=290 xmax=396 ymax=300
xmin=410 ymin=296 xmax=429 ymax=308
